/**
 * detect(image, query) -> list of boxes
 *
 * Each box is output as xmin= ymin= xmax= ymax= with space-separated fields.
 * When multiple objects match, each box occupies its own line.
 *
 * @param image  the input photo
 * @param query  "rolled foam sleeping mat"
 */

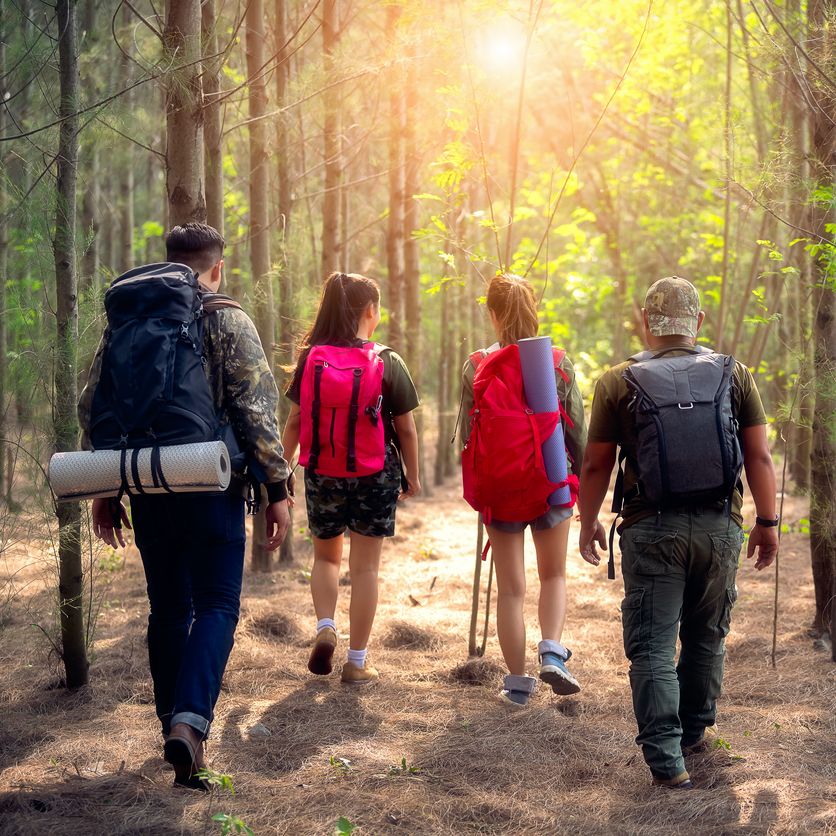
xmin=48 ymin=441 xmax=231 ymax=501
xmin=517 ymin=336 xmax=572 ymax=506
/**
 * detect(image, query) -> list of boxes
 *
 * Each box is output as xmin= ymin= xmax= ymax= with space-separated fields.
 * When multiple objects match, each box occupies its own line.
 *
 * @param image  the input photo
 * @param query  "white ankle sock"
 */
xmin=347 ymin=647 xmax=367 ymax=668
xmin=317 ymin=618 xmax=336 ymax=633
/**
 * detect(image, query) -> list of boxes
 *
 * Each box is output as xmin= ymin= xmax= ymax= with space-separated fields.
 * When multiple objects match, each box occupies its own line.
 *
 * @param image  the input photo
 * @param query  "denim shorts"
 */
xmin=485 ymin=504 xmax=573 ymax=533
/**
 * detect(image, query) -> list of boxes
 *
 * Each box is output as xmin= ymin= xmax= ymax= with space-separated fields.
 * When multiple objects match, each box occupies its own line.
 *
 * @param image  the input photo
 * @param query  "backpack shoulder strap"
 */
xmin=202 ymin=292 xmax=243 ymax=313
xmin=551 ymin=348 xmax=570 ymax=383
xmin=469 ymin=348 xmax=489 ymax=372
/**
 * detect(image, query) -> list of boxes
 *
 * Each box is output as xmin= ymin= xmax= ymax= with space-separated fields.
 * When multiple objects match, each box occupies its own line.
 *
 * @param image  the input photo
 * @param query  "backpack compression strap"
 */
xmin=346 ymin=368 xmax=363 ymax=473
xmin=308 ymin=362 xmax=324 ymax=470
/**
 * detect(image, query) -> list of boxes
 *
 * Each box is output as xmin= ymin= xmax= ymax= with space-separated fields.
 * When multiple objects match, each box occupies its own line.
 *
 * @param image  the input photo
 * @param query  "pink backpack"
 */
xmin=299 ymin=343 xmax=387 ymax=477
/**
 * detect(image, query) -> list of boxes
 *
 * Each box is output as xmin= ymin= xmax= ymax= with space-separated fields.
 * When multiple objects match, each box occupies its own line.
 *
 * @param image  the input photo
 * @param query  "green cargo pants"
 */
xmin=620 ymin=509 xmax=744 ymax=780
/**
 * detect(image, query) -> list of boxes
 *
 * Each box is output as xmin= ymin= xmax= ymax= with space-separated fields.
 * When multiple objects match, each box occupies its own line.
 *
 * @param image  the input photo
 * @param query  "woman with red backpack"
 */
xmin=282 ymin=272 xmax=421 ymax=685
xmin=460 ymin=273 xmax=588 ymax=707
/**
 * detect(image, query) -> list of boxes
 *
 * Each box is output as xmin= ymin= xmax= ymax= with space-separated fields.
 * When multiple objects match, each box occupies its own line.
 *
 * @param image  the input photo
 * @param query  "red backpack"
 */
xmin=461 ymin=344 xmax=578 ymax=524
xmin=299 ymin=343 xmax=386 ymax=477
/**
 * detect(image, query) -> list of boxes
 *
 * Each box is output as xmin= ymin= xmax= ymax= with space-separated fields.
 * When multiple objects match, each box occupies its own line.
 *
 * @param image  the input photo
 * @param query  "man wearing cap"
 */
xmin=577 ymin=277 xmax=779 ymax=789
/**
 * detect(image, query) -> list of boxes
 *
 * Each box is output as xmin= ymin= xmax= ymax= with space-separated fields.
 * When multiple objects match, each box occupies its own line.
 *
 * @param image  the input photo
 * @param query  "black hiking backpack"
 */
xmin=89 ymin=262 xmax=243 ymax=466
xmin=606 ymin=347 xmax=744 ymax=579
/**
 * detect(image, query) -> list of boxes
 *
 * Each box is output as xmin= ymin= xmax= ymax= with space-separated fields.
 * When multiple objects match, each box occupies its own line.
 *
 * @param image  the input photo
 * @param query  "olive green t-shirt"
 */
xmin=587 ymin=342 xmax=767 ymax=527
xmin=459 ymin=344 xmax=588 ymax=477
xmin=286 ymin=341 xmax=420 ymax=423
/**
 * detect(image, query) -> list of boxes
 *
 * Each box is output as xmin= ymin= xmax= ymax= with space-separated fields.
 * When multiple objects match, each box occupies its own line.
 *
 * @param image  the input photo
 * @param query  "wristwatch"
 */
xmin=755 ymin=515 xmax=779 ymax=527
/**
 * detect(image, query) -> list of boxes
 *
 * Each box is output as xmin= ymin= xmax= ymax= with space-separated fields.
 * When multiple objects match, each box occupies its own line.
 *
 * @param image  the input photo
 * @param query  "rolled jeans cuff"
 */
xmin=171 ymin=711 xmax=210 ymax=739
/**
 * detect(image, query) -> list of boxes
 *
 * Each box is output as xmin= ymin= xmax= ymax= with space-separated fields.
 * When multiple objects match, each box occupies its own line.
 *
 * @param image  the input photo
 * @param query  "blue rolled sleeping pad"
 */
xmin=517 ymin=336 xmax=572 ymax=506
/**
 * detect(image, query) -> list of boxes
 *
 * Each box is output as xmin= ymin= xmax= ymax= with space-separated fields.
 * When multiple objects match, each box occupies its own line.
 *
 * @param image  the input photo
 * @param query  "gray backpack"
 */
xmin=606 ymin=347 xmax=744 ymax=578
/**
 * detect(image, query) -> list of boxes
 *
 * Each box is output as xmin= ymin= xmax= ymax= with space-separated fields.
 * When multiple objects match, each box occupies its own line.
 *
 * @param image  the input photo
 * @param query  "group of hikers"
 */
xmin=78 ymin=222 xmax=779 ymax=793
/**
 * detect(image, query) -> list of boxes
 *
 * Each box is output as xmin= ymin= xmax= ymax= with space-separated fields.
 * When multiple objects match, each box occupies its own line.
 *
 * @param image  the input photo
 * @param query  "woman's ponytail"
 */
xmin=486 ymin=273 xmax=539 ymax=345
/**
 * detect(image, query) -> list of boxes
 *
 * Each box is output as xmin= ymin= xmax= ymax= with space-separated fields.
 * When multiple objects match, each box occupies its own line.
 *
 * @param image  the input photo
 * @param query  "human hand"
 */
xmin=747 ymin=523 xmax=779 ymax=571
xmin=398 ymin=476 xmax=421 ymax=501
xmin=265 ymin=500 xmax=290 ymax=550
xmin=92 ymin=497 xmax=131 ymax=549
xmin=579 ymin=520 xmax=607 ymax=566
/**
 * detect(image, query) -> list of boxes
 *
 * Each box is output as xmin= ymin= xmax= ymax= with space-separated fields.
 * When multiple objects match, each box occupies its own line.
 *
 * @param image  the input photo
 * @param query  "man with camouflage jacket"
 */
xmin=78 ymin=223 xmax=290 ymax=789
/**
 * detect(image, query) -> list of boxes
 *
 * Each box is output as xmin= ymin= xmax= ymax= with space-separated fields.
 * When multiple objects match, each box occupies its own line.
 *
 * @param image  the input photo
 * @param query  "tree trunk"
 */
xmin=118 ymin=4 xmax=133 ymax=271
xmin=807 ymin=0 xmax=836 ymax=654
xmin=385 ymin=6 xmax=405 ymax=354
xmin=434 ymin=277 xmax=450 ymax=487
xmin=716 ymin=0 xmax=734 ymax=352
xmin=164 ymin=0 xmax=206 ymax=226
xmin=402 ymin=46 xmax=429 ymax=495
xmin=320 ymin=0 xmax=341 ymax=277
xmin=247 ymin=0 xmax=275 ymax=572
xmin=202 ymin=0 xmax=224 ymax=234
xmin=0 ymin=0 xmax=7 ymax=500
xmin=80 ymin=145 xmax=99 ymax=291
xmin=54 ymin=0 xmax=89 ymax=689
xmin=275 ymin=0 xmax=295 ymax=564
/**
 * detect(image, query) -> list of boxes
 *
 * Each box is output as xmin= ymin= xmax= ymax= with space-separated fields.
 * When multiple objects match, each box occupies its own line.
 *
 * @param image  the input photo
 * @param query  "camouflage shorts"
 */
xmin=304 ymin=446 xmax=402 ymax=539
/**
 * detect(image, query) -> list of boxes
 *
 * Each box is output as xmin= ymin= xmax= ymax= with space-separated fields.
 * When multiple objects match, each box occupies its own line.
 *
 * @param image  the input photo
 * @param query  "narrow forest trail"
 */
xmin=0 ymin=477 xmax=834 ymax=835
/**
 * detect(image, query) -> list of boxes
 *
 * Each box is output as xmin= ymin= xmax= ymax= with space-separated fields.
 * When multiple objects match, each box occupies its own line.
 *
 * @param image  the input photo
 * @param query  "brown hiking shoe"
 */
xmin=163 ymin=723 xmax=208 ymax=791
xmin=308 ymin=627 xmax=338 ymax=675
xmin=340 ymin=660 xmax=379 ymax=686
xmin=682 ymin=724 xmax=719 ymax=755
xmin=651 ymin=770 xmax=693 ymax=789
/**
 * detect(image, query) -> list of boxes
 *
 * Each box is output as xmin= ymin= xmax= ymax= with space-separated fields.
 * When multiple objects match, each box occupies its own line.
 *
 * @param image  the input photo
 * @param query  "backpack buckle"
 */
xmin=365 ymin=395 xmax=383 ymax=426
xmin=180 ymin=323 xmax=190 ymax=341
xmin=677 ymin=403 xmax=694 ymax=410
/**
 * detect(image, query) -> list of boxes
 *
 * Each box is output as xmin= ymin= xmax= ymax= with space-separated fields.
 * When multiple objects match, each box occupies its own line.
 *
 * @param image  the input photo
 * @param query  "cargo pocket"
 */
xmin=621 ymin=529 xmax=678 ymax=576
xmin=718 ymin=585 xmax=738 ymax=639
xmin=621 ymin=588 xmax=646 ymax=658
xmin=709 ymin=527 xmax=744 ymax=579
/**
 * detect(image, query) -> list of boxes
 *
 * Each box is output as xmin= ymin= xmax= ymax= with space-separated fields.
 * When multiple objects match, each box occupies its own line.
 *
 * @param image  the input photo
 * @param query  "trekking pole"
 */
xmin=479 ymin=549 xmax=494 ymax=658
xmin=468 ymin=517 xmax=484 ymax=657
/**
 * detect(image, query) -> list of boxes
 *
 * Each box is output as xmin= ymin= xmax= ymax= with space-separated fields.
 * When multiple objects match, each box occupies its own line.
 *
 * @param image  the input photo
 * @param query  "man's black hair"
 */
xmin=165 ymin=222 xmax=225 ymax=273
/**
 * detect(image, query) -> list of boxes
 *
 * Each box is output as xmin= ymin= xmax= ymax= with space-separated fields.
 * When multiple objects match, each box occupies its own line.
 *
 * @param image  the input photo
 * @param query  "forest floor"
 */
xmin=0 ymin=476 xmax=834 ymax=835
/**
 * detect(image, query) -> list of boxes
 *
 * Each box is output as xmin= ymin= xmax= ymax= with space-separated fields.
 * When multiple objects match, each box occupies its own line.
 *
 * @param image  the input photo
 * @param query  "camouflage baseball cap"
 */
xmin=644 ymin=276 xmax=701 ymax=338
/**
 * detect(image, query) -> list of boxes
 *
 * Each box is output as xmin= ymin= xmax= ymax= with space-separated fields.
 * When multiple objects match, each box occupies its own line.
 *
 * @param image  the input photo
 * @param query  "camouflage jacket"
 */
xmin=77 ymin=306 xmax=289 ymax=494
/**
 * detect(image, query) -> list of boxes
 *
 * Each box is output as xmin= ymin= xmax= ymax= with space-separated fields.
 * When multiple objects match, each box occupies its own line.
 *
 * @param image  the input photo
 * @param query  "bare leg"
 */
xmin=487 ymin=526 xmax=527 ymax=675
xmin=310 ymin=534 xmax=343 ymax=621
xmin=347 ymin=532 xmax=384 ymax=650
xmin=533 ymin=517 xmax=571 ymax=642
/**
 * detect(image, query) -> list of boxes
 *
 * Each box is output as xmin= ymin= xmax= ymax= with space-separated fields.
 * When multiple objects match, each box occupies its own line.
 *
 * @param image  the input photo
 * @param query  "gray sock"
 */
xmin=538 ymin=639 xmax=568 ymax=660
xmin=503 ymin=674 xmax=538 ymax=694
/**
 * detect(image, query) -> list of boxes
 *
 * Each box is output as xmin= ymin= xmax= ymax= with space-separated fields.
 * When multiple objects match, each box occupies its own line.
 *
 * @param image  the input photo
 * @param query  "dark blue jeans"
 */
xmin=130 ymin=492 xmax=245 ymax=739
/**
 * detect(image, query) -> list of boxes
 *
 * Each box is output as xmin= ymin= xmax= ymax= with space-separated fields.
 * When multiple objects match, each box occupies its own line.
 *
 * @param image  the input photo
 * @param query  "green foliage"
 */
xmin=196 ymin=768 xmax=236 ymax=795
xmin=388 ymin=757 xmax=421 ymax=776
xmin=212 ymin=813 xmax=254 ymax=836
xmin=334 ymin=817 xmax=357 ymax=835
xmin=329 ymin=755 xmax=353 ymax=773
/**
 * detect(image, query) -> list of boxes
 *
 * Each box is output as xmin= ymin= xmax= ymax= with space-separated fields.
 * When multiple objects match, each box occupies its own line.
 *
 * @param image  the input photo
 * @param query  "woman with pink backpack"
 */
xmin=460 ymin=273 xmax=588 ymax=707
xmin=282 ymin=272 xmax=421 ymax=685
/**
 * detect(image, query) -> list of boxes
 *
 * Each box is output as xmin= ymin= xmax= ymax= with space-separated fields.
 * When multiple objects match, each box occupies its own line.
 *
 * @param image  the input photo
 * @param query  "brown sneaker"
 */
xmin=308 ymin=627 xmax=338 ymax=675
xmin=340 ymin=660 xmax=379 ymax=686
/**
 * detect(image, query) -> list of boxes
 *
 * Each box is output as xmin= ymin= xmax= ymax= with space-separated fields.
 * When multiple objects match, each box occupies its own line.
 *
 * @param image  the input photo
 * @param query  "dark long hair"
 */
xmin=298 ymin=271 xmax=380 ymax=354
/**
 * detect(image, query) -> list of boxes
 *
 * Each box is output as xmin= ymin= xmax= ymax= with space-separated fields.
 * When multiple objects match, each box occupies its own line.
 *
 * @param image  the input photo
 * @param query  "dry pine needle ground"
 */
xmin=0 ymin=478 xmax=834 ymax=835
